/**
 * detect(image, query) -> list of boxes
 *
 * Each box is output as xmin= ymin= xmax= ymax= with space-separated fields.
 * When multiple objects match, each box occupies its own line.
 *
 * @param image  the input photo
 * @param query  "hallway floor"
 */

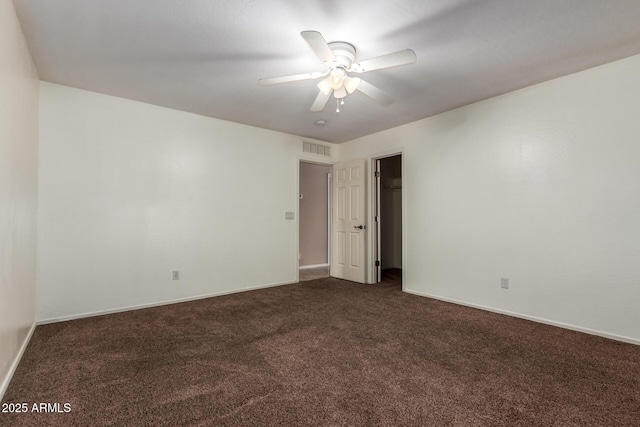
xmin=299 ymin=266 xmax=330 ymax=282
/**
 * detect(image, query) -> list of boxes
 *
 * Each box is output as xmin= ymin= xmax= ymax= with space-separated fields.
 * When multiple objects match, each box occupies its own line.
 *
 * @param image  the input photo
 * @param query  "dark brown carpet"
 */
xmin=2 ymin=275 xmax=639 ymax=426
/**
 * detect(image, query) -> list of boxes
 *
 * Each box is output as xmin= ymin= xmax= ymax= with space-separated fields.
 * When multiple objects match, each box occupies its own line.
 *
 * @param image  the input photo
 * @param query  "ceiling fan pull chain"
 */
xmin=336 ymin=98 xmax=340 ymax=113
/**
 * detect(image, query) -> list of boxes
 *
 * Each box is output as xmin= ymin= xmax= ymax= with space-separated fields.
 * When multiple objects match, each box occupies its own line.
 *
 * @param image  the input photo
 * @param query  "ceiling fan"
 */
xmin=259 ymin=31 xmax=417 ymax=112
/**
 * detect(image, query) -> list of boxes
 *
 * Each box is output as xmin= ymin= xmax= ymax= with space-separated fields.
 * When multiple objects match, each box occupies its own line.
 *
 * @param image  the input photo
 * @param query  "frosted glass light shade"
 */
xmin=329 ymin=68 xmax=346 ymax=90
xmin=344 ymin=76 xmax=361 ymax=94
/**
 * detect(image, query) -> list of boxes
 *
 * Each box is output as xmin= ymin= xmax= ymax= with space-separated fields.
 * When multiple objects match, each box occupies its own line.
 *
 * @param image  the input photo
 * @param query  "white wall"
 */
xmin=340 ymin=54 xmax=640 ymax=344
xmin=37 ymin=82 xmax=326 ymax=322
xmin=0 ymin=0 xmax=39 ymax=398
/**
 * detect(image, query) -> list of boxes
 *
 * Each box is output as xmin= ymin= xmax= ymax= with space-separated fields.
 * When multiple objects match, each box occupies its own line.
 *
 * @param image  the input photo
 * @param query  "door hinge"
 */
xmin=374 ymin=171 xmax=380 ymax=178
xmin=375 ymin=215 xmax=379 ymax=222
xmin=375 ymin=260 xmax=381 ymax=267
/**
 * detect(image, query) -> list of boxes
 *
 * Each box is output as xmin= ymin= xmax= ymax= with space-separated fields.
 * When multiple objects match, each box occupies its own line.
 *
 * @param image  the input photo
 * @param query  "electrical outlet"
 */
xmin=172 ymin=270 xmax=180 ymax=280
xmin=501 ymin=277 xmax=509 ymax=289
xmin=285 ymin=212 xmax=295 ymax=220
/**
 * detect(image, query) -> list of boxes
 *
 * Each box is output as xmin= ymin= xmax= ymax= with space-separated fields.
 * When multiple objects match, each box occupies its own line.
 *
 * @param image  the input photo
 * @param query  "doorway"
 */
xmin=299 ymin=161 xmax=331 ymax=281
xmin=374 ymin=155 xmax=403 ymax=284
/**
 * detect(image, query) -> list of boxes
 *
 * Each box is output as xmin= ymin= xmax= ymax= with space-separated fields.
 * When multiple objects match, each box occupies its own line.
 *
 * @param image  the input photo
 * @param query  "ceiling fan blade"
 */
xmin=301 ymin=31 xmax=335 ymax=64
xmin=311 ymin=89 xmax=332 ymax=111
xmin=259 ymin=71 xmax=325 ymax=86
xmin=356 ymin=79 xmax=394 ymax=106
xmin=351 ymin=49 xmax=417 ymax=73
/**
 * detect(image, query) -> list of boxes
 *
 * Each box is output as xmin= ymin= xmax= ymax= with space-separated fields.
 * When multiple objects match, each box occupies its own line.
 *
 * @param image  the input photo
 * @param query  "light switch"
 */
xmin=285 ymin=212 xmax=295 ymax=220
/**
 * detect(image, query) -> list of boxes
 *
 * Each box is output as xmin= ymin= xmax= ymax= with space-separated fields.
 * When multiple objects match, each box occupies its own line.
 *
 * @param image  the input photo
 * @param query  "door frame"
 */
xmin=369 ymin=150 xmax=405 ymax=289
xmin=296 ymin=155 xmax=334 ymax=283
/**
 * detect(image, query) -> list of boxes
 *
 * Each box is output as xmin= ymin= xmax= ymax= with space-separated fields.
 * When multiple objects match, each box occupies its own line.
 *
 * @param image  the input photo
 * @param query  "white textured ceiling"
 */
xmin=13 ymin=0 xmax=640 ymax=143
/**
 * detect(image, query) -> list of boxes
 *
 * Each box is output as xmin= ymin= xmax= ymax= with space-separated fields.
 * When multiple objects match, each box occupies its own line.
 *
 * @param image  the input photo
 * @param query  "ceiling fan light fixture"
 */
xmin=344 ymin=76 xmax=361 ymax=94
xmin=333 ymin=86 xmax=347 ymax=99
xmin=329 ymin=68 xmax=346 ymax=90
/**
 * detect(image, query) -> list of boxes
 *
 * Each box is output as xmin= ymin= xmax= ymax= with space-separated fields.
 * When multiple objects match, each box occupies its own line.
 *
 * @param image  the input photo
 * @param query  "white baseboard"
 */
xmin=37 ymin=279 xmax=297 ymax=325
xmin=404 ymin=288 xmax=640 ymax=346
xmin=0 ymin=322 xmax=36 ymax=401
xmin=299 ymin=263 xmax=329 ymax=270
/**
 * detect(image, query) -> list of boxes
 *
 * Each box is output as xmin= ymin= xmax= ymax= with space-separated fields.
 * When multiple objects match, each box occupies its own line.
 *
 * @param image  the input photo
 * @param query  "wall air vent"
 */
xmin=303 ymin=141 xmax=331 ymax=157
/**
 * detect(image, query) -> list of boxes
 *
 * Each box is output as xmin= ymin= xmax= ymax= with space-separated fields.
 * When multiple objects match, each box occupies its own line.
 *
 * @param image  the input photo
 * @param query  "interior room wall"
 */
xmin=299 ymin=162 xmax=330 ymax=267
xmin=339 ymin=54 xmax=640 ymax=344
xmin=380 ymin=156 xmax=402 ymax=269
xmin=0 ymin=0 xmax=39 ymax=398
xmin=36 ymin=82 xmax=327 ymax=322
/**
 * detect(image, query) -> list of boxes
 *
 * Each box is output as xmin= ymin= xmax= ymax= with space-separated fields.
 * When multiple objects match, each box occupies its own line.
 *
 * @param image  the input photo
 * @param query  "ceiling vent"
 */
xmin=303 ymin=141 xmax=331 ymax=157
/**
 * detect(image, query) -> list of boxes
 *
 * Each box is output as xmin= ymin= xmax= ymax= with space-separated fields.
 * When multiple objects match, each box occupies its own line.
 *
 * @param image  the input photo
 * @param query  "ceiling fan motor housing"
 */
xmin=328 ymin=42 xmax=356 ymax=68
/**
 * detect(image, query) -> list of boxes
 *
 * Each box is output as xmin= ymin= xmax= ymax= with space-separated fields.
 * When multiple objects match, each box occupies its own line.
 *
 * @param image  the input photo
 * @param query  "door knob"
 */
xmin=354 ymin=225 xmax=365 ymax=229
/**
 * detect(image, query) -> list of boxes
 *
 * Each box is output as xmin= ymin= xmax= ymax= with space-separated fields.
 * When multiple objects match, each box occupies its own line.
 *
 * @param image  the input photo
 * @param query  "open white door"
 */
xmin=331 ymin=159 xmax=366 ymax=283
